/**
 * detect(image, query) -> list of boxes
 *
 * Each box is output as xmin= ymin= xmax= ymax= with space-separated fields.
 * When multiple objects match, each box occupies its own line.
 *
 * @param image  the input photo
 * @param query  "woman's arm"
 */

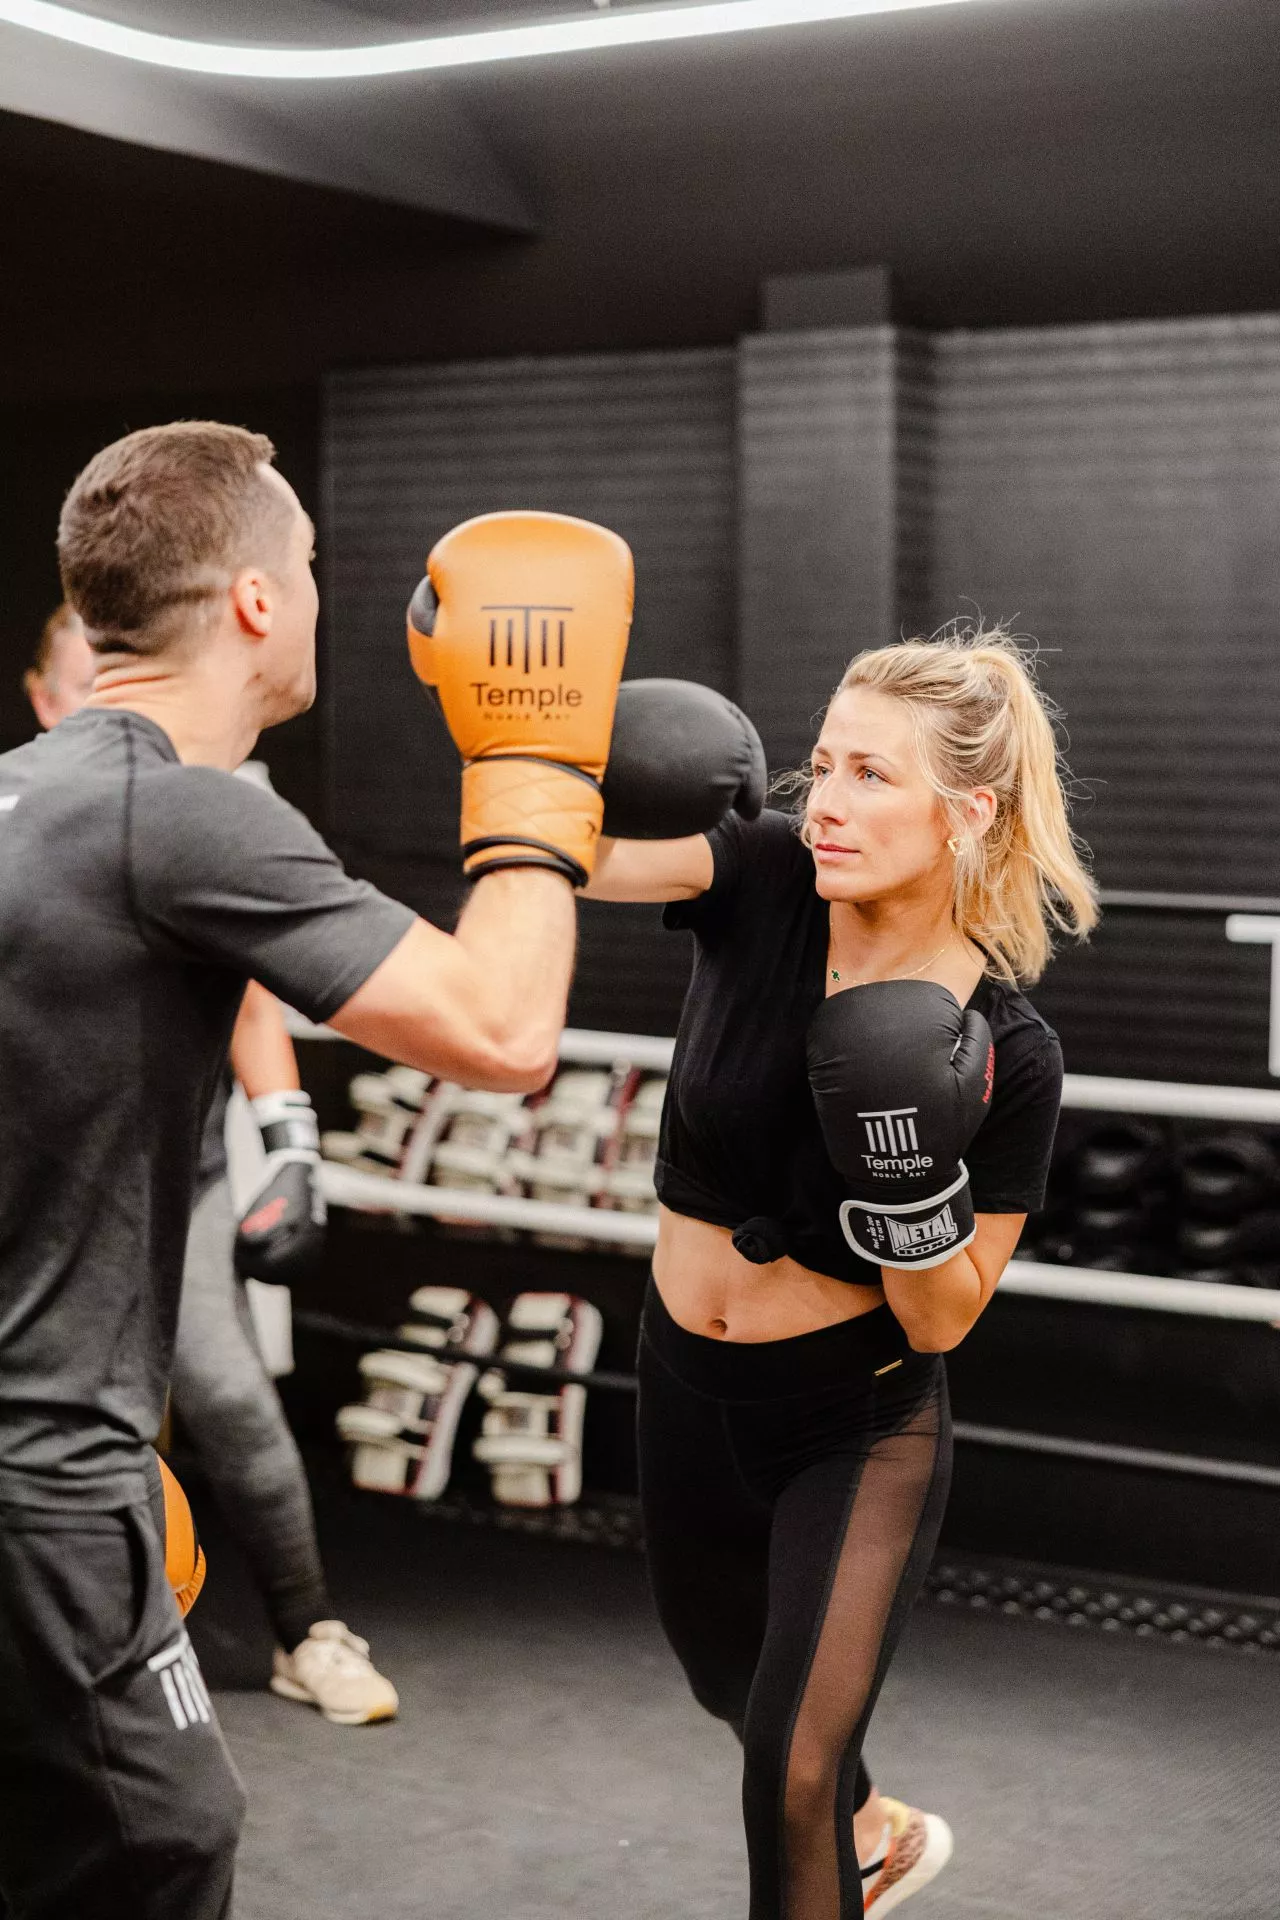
xmin=881 ymin=1212 xmax=1026 ymax=1353
xmin=583 ymin=833 xmax=714 ymax=903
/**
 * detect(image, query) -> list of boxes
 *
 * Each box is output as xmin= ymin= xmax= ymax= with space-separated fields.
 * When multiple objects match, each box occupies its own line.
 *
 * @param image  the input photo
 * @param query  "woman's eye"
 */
xmin=811 ymin=765 xmax=831 ymax=782
xmin=860 ymin=767 xmax=885 ymax=785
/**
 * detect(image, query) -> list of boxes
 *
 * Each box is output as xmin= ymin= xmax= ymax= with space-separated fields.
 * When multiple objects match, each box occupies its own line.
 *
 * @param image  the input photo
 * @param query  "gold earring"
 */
xmin=947 ymin=836 xmax=961 ymax=855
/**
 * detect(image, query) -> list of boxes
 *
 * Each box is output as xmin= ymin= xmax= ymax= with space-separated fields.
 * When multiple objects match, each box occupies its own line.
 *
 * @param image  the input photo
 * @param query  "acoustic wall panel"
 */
xmin=928 ymin=317 xmax=1280 ymax=897
xmin=736 ymin=329 xmax=903 ymax=771
xmin=323 ymin=348 xmax=736 ymax=1032
xmin=922 ymin=317 xmax=1280 ymax=1082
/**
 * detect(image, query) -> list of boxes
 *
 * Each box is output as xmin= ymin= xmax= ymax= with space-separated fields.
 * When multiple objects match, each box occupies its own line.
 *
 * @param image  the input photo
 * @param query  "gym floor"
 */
xmin=189 ymin=1461 xmax=1278 ymax=1920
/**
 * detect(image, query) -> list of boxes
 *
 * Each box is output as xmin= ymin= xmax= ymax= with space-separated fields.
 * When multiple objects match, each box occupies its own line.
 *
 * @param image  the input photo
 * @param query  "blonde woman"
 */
xmin=587 ymin=631 xmax=1097 ymax=1920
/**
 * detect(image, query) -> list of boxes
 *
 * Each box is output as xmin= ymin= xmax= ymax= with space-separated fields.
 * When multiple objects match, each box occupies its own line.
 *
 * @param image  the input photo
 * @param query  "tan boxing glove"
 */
xmin=407 ymin=510 xmax=633 ymax=885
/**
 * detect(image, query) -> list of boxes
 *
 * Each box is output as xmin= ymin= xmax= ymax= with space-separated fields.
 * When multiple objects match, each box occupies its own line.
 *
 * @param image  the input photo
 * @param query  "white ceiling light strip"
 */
xmin=0 ymin=0 xmax=990 ymax=80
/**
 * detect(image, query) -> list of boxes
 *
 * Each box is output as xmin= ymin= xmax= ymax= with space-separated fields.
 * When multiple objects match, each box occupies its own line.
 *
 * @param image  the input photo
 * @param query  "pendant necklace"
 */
xmin=829 ymin=937 xmax=954 ymax=988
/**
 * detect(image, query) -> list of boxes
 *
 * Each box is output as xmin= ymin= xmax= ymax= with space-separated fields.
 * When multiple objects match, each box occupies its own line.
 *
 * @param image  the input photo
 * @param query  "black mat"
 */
xmin=190 ymin=1471 xmax=1280 ymax=1920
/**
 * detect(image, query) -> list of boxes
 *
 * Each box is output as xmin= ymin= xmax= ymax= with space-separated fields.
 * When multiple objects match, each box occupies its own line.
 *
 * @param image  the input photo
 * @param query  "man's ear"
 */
xmin=229 ymin=568 xmax=273 ymax=639
xmin=26 ymin=680 xmax=57 ymax=732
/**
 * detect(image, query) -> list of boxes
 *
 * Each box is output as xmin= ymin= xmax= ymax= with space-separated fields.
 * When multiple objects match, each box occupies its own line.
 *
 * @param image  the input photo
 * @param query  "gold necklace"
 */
xmin=829 ymin=937 xmax=954 ymax=988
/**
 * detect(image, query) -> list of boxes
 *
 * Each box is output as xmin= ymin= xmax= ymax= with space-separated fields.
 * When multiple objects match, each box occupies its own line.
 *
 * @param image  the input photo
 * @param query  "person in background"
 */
xmin=23 ymin=602 xmax=97 ymax=729
xmin=24 ymin=603 xmax=397 ymax=1726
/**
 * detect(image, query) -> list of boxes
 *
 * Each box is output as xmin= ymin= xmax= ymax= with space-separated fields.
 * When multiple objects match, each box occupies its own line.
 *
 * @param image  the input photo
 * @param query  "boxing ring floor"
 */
xmin=189 ymin=1463 xmax=1279 ymax=1920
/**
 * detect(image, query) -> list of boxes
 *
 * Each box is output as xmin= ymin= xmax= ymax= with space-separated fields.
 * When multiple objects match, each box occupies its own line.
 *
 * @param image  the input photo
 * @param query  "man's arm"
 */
xmin=329 ymin=868 xmax=574 ymax=1093
xmin=229 ymin=980 xmax=301 ymax=1095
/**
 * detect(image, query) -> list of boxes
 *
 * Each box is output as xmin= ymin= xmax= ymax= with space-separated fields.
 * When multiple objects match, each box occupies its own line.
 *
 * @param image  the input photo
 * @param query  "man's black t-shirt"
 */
xmin=0 ymin=709 xmax=414 ymax=1509
xmin=657 ymin=809 xmax=1063 ymax=1285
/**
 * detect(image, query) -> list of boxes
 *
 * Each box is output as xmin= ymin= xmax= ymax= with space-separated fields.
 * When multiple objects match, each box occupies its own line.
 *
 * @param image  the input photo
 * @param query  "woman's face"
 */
xmin=806 ymin=686 xmax=953 ymax=904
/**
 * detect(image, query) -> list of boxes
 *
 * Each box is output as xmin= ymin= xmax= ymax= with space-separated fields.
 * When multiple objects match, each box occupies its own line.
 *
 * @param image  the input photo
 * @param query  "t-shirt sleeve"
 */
xmin=662 ymin=808 xmax=802 ymax=939
xmin=966 ymin=1023 xmax=1064 ymax=1214
xmin=129 ymin=768 xmax=416 ymax=1023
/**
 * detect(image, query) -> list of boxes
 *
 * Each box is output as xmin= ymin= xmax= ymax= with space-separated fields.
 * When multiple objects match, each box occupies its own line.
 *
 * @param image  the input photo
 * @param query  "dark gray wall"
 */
xmin=325 ymin=312 xmax=1280 ymax=1081
xmin=923 ymin=318 xmax=1280 ymax=1079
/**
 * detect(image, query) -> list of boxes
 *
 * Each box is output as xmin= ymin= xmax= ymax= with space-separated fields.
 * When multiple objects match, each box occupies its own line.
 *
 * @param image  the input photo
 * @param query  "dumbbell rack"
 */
xmin=294 ymin=1021 xmax=1280 ymax=1496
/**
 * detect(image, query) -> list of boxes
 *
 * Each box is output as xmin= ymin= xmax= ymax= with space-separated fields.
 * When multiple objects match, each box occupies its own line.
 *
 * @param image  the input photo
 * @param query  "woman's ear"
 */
xmin=964 ymin=789 xmax=999 ymax=840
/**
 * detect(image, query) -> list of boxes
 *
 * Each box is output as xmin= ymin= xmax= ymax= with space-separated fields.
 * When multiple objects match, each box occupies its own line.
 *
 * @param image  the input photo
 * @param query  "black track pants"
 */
xmin=0 ymin=1501 xmax=245 ymax=1919
xmin=638 ymin=1282 xmax=952 ymax=1920
xmin=170 ymin=1178 xmax=332 ymax=1653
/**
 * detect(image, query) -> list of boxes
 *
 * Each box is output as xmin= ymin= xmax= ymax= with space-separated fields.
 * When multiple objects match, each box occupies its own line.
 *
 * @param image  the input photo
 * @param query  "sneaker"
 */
xmin=862 ymin=1797 xmax=953 ymax=1914
xmin=269 ymin=1620 xmax=399 ymax=1726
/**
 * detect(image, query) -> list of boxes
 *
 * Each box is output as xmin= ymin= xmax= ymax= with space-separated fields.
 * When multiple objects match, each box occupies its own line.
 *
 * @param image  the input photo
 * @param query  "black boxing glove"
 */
xmin=601 ymin=680 xmax=766 ymax=839
xmin=807 ymin=980 xmax=995 ymax=1271
xmin=234 ymin=1090 xmax=326 ymax=1283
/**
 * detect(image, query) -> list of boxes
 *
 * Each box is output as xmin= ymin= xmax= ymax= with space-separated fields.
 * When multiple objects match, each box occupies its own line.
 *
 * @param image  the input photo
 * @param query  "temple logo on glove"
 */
xmin=407 ymin=510 xmax=633 ymax=886
xmin=808 ymin=980 xmax=994 ymax=1274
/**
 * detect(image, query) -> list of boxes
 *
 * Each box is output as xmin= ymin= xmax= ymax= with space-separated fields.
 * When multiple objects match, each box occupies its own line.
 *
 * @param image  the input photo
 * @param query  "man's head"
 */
xmin=24 ymin=603 xmax=97 ymax=730
xmin=57 ymin=421 xmax=318 ymax=725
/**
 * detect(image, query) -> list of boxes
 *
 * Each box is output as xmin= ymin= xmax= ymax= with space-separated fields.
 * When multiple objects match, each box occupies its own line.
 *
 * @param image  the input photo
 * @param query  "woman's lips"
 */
xmin=813 ymin=842 xmax=858 ymax=856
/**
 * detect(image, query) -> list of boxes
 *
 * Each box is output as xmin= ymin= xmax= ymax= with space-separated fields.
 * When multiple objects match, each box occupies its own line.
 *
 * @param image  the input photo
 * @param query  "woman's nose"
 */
xmin=810 ymin=777 xmax=849 ymax=827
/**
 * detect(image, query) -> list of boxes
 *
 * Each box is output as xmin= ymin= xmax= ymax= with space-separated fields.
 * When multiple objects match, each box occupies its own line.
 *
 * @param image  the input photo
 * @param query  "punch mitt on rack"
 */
xmin=473 ymin=1293 xmax=604 ymax=1508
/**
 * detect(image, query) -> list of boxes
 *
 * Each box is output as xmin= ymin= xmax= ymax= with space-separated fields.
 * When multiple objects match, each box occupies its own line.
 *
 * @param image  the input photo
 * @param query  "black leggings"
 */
xmin=637 ymin=1282 xmax=952 ymax=1920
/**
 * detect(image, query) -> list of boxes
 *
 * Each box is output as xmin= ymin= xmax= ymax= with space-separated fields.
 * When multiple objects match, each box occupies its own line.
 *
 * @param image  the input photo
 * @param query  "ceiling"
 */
xmin=2 ymin=0 xmax=1279 ymax=402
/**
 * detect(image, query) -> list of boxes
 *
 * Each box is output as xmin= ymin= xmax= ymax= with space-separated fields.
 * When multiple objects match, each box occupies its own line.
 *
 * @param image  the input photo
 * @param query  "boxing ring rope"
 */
xmin=316 ymin=1161 xmax=1280 ymax=1323
xmin=302 ymin=1020 xmax=1280 ymax=1319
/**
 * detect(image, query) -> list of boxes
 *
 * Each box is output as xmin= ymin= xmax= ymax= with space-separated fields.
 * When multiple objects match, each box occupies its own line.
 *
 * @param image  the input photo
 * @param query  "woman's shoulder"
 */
xmin=972 ymin=976 xmax=1062 ymax=1071
xmin=710 ymin=805 xmax=811 ymax=890
xmin=663 ymin=806 xmax=811 ymax=938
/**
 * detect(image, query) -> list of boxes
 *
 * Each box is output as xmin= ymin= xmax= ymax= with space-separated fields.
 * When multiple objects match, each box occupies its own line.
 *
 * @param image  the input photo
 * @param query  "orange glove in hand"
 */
xmin=407 ymin=510 xmax=633 ymax=885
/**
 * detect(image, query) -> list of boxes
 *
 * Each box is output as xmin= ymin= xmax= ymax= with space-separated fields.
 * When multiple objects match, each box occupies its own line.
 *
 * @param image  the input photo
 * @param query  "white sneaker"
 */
xmin=270 ymin=1620 xmax=399 ymax=1726
xmin=861 ymin=1797 xmax=953 ymax=1914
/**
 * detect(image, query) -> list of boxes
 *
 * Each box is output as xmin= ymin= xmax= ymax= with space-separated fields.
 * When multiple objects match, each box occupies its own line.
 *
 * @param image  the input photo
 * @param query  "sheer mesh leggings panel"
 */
xmin=637 ymin=1335 xmax=881 ymax=1858
xmin=742 ymin=1378 xmax=952 ymax=1920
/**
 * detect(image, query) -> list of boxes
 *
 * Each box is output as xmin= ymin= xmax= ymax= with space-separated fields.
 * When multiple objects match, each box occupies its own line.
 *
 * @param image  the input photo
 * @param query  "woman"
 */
xmin=587 ymin=630 xmax=1097 ymax=1919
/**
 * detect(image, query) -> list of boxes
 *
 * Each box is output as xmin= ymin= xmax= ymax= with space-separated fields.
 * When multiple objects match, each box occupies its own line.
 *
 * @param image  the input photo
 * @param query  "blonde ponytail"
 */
xmin=829 ymin=625 xmax=1098 ymax=984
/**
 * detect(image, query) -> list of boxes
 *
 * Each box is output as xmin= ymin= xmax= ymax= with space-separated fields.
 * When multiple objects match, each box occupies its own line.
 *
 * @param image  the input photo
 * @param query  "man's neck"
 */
xmin=87 ymin=668 xmax=259 ymax=770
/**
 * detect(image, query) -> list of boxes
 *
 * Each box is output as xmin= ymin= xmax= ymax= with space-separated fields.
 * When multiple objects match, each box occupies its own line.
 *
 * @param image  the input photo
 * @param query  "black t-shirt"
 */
xmin=657 ymin=809 xmax=1063 ymax=1286
xmin=0 ymin=709 xmax=414 ymax=1509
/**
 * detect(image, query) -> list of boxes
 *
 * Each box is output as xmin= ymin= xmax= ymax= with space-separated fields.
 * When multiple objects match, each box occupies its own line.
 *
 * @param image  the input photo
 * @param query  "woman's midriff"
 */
xmin=652 ymin=1207 xmax=888 ymax=1342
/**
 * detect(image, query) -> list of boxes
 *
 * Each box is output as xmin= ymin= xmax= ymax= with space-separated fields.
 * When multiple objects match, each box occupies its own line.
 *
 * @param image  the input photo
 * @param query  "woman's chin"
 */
xmin=812 ymin=866 xmax=874 ymax=902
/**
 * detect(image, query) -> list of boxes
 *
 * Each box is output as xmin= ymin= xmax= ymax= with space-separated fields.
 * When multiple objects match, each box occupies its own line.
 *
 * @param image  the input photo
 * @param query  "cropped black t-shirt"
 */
xmin=657 ymin=809 xmax=1064 ymax=1286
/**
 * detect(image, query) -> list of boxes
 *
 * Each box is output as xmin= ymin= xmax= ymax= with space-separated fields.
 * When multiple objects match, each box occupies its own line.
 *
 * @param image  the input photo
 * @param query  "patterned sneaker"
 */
xmin=861 ymin=1797 xmax=953 ymax=1914
xmin=270 ymin=1620 xmax=399 ymax=1726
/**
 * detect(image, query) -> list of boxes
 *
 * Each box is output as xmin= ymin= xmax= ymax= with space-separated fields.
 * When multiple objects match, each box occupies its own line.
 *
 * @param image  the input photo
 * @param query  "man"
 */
xmin=0 ymin=421 xmax=623 ymax=1918
xmin=22 ymin=609 xmax=398 ymax=1727
xmin=21 ymin=601 xmax=97 ymax=727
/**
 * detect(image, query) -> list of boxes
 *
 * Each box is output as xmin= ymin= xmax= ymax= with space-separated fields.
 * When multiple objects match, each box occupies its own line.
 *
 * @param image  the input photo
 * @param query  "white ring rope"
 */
xmin=316 ymin=1169 xmax=1280 ymax=1322
xmin=301 ymin=1021 xmax=1280 ymax=1320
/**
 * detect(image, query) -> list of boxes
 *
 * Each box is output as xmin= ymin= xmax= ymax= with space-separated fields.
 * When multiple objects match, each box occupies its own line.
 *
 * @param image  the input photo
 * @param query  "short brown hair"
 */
xmin=58 ymin=421 xmax=295 ymax=655
xmin=26 ymin=601 xmax=82 ymax=684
